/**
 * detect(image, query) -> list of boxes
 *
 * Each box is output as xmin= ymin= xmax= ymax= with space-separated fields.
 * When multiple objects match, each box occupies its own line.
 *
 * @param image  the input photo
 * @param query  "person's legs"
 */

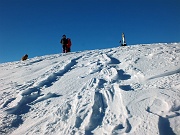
xmin=63 ymin=45 xmax=67 ymax=53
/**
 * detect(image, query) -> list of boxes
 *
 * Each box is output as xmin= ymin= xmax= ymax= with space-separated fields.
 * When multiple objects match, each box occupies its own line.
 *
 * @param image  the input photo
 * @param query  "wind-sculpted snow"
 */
xmin=0 ymin=43 xmax=180 ymax=135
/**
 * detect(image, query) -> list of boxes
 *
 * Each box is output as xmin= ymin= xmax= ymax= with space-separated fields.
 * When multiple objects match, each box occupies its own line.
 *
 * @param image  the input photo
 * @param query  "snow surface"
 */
xmin=0 ymin=43 xmax=180 ymax=135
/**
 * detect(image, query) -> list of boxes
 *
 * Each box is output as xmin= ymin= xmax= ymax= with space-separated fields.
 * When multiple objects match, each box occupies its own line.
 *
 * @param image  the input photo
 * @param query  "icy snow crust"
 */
xmin=0 ymin=43 xmax=180 ymax=135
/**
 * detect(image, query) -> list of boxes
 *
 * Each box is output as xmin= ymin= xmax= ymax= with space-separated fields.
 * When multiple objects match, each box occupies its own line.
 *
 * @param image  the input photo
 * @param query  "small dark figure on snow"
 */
xmin=21 ymin=54 xmax=28 ymax=61
xmin=60 ymin=35 xmax=68 ymax=53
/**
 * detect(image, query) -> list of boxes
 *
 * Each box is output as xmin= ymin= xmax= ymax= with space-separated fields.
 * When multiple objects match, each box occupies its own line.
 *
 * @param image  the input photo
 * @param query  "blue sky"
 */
xmin=0 ymin=0 xmax=180 ymax=63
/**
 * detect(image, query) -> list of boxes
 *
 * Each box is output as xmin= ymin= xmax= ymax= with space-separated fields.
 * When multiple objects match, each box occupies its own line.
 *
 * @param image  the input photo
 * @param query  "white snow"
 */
xmin=0 ymin=43 xmax=180 ymax=135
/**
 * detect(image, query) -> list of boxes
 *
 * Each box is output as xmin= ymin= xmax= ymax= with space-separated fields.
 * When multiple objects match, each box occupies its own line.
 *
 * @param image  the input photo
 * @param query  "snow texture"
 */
xmin=0 ymin=43 xmax=180 ymax=135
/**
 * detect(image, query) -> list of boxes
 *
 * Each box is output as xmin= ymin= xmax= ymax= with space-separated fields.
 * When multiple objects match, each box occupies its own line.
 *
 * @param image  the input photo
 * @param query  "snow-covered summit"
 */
xmin=0 ymin=43 xmax=180 ymax=135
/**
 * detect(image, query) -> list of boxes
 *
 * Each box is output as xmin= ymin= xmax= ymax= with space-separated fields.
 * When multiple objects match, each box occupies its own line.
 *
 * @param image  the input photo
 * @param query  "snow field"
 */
xmin=0 ymin=43 xmax=180 ymax=135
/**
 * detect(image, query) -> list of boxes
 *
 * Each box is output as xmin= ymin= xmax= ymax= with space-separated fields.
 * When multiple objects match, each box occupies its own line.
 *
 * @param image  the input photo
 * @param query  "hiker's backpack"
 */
xmin=67 ymin=38 xmax=72 ymax=48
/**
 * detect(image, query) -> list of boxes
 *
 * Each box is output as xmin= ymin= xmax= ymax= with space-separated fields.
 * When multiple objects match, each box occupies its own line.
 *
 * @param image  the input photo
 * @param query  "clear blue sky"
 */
xmin=0 ymin=0 xmax=180 ymax=63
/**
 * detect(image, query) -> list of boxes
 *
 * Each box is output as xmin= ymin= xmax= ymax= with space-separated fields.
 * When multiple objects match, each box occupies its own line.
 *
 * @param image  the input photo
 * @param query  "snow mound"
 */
xmin=0 ymin=43 xmax=180 ymax=135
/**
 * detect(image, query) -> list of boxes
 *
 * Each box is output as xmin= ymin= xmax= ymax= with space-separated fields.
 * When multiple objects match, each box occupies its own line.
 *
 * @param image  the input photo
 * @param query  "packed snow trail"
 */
xmin=0 ymin=43 xmax=180 ymax=135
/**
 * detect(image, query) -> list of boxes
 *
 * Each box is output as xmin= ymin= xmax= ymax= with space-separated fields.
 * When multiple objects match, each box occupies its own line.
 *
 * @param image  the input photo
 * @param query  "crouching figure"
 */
xmin=21 ymin=54 xmax=28 ymax=61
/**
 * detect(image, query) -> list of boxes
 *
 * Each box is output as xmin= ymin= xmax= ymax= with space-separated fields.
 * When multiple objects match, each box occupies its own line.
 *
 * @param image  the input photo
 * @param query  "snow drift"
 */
xmin=0 ymin=43 xmax=180 ymax=135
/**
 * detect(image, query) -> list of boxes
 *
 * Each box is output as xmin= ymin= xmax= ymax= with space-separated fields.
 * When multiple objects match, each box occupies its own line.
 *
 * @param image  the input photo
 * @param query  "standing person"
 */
xmin=66 ymin=38 xmax=72 ymax=53
xmin=60 ymin=35 xmax=68 ymax=53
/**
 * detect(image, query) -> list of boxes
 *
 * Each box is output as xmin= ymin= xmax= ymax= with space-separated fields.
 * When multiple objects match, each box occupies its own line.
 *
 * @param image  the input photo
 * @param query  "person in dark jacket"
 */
xmin=60 ymin=35 xmax=68 ymax=53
